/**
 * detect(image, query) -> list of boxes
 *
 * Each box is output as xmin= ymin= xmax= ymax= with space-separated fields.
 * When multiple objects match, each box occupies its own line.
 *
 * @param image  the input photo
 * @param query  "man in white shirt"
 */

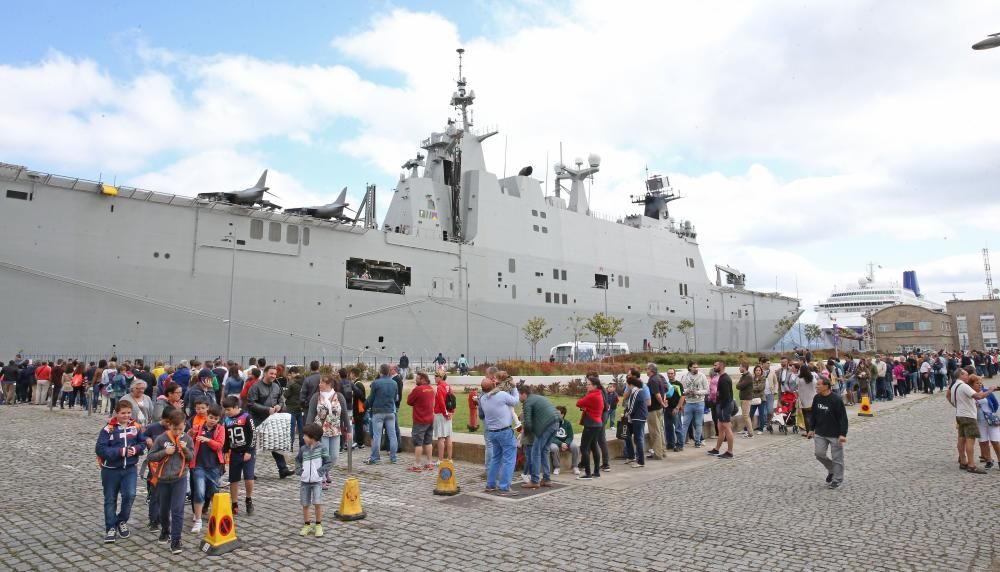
xmin=950 ymin=370 xmax=995 ymax=474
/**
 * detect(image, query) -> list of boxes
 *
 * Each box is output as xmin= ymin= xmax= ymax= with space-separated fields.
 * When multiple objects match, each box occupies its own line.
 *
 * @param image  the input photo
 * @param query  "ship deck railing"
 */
xmin=0 ymin=162 xmax=369 ymax=233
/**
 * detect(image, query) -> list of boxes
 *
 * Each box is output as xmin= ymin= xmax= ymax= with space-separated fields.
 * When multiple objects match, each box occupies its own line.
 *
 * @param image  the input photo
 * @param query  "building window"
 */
xmin=286 ymin=225 xmax=299 ymax=244
xmin=562 ymin=293 xmax=568 ymax=304
xmin=917 ymin=321 xmax=932 ymax=331
xmin=624 ymin=276 xmax=629 ymax=288
xmin=537 ymin=288 xmax=542 ymax=294
xmin=618 ymin=275 xmax=624 ymax=287
xmin=302 ymin=227 xmax=310 ymax=246
xmin=509 ymin=258 xmax=516 ymax=273
xmin=268 ymin=222 xmax=281 ymax=242
xmin=981 ymin=314 xmax=997 ymax=333
xmin=512 ymin=285 xmax=517 ymax=299
xmin=877 ymin=324 xmax=891 ymax=333
xmin=531 ymin=209 xmax=538 ymax=216
xmin=540 ymin=212 xmax=547 ymax=219
xmin=594 ymin=273 xmax=608 ymax=289
xmin=541 ymin=227 xmax=548 ymax=234
xmin=561 ymin=270 xmax=567 ymax=281
xmin=545 ymin=292 xmax=551 ymax=303
xmin=957 ymin=315 xmax=968 ymax=333
xmin=894 ymin=322 xmax=914 ymax=331
xmin=5 ymin=189 xmax=29 ymax=200
xmin=250 ymin=219 xmax=263 ymax=239
xmin=533 ymin=224 xmax=539 ymax=232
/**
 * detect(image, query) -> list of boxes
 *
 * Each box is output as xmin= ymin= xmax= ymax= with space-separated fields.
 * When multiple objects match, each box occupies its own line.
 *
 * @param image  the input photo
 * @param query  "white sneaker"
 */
xmin=553 ymin=468 xmax=560 ymax=475
xmin=191 ymin=520 xmax=202 ymax=533
xmin=521 ymin=474 xmax=530 ymax=484
xmin=573 ymin=467 xmax=581 ymax=476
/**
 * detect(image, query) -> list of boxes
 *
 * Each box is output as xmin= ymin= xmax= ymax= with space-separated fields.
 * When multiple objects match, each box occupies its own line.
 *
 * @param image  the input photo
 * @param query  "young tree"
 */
xmin=676 ymin=319 xmax=694 ymax=352
xmin=585 ymin=313 xmax=624 ymax=360
xmin=523 ymin=316 xmax=553 ymax=362
xmin=774 ymin=313 xmax=797 ymax=352
xmin=566 ymin=313 xmax=587 ymax=362
xmin=804 ymin=324 xmax=822 ymax=347
xmin=651 ymin=320 xmax=672 ymax=351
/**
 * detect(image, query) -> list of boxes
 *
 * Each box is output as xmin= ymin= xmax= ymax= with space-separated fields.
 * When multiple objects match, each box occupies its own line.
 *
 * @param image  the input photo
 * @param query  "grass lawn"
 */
xmin=395 ymin=389 xmax=590 ymax=434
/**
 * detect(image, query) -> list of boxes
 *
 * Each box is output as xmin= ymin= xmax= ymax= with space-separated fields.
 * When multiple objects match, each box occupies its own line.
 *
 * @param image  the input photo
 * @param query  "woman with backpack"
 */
xmin=434 ymin=371 xmax=455 ymax=462
xmin=70 ymin=363 xmax=86 ymax=409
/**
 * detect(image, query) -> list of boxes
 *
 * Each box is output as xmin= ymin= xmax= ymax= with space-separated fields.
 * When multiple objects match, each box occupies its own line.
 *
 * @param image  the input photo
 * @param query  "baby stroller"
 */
xmin=773 ymin=391 xmax=799 ymax=434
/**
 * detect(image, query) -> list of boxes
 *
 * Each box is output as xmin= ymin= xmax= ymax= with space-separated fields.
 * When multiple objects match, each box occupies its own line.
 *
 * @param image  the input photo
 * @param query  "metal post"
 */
xmin=465 ymin=265 xmax=470 ymax=365
xmin=225 ymin=224 xmax=236 ymax=361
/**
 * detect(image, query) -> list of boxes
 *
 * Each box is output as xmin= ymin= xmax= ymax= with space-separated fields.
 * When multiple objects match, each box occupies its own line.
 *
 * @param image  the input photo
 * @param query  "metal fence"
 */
xmin=14 ymin=352 xmax=523 ymax=372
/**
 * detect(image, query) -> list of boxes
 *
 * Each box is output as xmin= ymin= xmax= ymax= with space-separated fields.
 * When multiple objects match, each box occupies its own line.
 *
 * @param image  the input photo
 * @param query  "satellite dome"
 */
xmin=857 ymin=278 xmax=867 ymax=288
xmin=588 ymin=153 xmax=601 ymax=167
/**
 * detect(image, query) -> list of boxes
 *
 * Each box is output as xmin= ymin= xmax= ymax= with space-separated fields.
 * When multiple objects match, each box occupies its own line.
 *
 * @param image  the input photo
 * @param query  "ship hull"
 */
xmin=0 ymin=164 xmax=800 ymax=363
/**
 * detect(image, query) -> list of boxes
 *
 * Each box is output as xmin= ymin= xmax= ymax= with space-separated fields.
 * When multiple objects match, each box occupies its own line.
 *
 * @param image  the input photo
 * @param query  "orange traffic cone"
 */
xmin=858 ymin=394 xmax=874 ymax=417
xmin=433 ymin=459 xmax=460 ymax=496
xmin=200 ymin=491 xmax=241 ymax=555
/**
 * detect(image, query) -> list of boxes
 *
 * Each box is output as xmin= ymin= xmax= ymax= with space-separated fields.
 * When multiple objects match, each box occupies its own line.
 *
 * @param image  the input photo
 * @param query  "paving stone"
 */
xmin=0 ymin=396 xmax=996 ymax=570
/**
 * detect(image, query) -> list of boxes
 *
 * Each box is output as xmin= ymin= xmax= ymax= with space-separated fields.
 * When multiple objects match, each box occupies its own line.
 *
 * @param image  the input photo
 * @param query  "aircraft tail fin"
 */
xmin=255 ymin=170 xmax=268 ymax=189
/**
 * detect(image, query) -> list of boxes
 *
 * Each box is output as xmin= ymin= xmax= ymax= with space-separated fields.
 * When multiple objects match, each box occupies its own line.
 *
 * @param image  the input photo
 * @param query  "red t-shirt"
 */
xmin=407 ymin=383 xmax=436 ymax=425
xmin=35 ymin=364 xmax=51 ymax=381
xmin=433 ymin=381 xmax=452 ymax=417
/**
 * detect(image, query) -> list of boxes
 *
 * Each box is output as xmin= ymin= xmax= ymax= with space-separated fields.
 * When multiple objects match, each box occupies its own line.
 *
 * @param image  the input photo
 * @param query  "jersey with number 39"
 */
xmin=223 ymin=411 xmax=256 ymax=454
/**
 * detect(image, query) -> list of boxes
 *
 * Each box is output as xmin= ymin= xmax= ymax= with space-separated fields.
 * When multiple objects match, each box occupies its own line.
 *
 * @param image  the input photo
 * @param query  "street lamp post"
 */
xmin=681 ymin=294 xmax=697 ymax=353
xmin=223 ymin=223 xmax=237 ymax=360
xmin=741 ymin=301 xmax=758 ymax=352
xmin=452 ymin=265 xmax=470 ymax=363
xmin=593 ymin=282 xmax=609 ymax=356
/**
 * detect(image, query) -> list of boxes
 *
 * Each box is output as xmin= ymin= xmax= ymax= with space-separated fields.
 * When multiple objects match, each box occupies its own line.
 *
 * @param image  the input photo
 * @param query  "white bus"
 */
xmin=549 ymin=341 xmax=630 ymax=362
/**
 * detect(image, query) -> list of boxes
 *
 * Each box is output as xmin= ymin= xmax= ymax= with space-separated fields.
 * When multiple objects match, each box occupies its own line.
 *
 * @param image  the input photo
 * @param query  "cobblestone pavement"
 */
xmin=1 ymin=395 xmax=998 ymax=572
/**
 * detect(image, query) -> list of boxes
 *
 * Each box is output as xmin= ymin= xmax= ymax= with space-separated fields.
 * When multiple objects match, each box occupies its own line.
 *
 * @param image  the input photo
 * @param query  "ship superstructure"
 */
xmin=0 ymin=51 xmax=800 ymax=362
xmin=814 ymin=267 xmax=944 ymax=333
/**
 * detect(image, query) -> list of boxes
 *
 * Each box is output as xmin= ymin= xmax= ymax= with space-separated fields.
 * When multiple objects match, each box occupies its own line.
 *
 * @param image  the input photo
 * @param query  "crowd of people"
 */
xmin=4 ymin=346 xmax=998 ymax=552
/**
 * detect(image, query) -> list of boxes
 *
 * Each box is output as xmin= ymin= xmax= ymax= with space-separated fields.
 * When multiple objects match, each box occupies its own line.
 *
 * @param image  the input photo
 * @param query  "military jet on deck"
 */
xmin=285 ymin=187 xmax=351 ymax=220
xmin=197 ymin=170 xmax=281 ymax=210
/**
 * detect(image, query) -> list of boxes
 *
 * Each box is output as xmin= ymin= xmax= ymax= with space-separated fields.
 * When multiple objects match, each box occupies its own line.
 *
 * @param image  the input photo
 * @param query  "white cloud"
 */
xmin=128 ymin=149 xmax=332 ymax=211
xmin=4 ymin=2 xmax=1000 ymax=325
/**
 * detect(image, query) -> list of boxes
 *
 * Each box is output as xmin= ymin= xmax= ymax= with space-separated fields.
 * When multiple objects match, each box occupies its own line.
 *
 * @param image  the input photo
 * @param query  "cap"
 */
xmin=199 ymin=369 xmax=214 ymax=379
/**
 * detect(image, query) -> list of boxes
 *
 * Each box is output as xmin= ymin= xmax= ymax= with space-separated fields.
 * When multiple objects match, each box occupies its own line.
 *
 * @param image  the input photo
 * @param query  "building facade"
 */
xmin=871 ymin=304 xmax=955 ymax=354
xmin=945 ymin=299 xmax=1000 ymax=351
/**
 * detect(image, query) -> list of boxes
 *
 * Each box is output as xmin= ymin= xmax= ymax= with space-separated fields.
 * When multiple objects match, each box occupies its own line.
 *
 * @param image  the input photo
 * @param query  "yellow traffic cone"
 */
xmin=335 ymin=476 xmax=367 ymax=521
xmin=433 ymin=459 xmax=461 ymax=496
xmin=858 ymin=394 xmax=874 ymax=417
xmin=200 ymin=491 xmax=241 ymax=556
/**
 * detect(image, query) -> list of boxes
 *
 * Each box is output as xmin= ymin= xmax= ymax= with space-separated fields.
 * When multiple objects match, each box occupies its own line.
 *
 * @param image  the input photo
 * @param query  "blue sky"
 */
xmin=3 ymin=1 xmax=1000 ymax=323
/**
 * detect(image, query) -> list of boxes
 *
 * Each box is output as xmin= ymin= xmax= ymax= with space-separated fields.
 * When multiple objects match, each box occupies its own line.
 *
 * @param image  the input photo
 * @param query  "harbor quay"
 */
xmin=1 ymin=363 xmax=997 ymax=571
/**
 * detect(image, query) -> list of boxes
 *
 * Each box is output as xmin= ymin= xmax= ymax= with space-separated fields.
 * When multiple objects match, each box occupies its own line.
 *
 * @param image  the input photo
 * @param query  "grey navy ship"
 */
xmin=0 ymin=52 xmax=800 ymax=363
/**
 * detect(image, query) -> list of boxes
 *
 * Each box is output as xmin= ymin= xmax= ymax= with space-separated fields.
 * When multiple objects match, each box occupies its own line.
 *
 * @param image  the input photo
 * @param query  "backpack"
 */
xmin=444 ymin=390 xmax=457 ymax=412
xmin=147 ymin=433 xmax=186 ymax=486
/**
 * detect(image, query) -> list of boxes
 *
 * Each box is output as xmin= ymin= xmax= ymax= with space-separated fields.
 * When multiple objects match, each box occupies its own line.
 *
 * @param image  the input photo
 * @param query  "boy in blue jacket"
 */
xmin=95 ymin=400 xmax=146 ymax=543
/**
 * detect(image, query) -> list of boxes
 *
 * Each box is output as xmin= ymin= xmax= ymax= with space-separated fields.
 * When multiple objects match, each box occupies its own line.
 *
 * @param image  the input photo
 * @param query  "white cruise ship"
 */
xmin=814 ymin=268 xmax=944 ymax=334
